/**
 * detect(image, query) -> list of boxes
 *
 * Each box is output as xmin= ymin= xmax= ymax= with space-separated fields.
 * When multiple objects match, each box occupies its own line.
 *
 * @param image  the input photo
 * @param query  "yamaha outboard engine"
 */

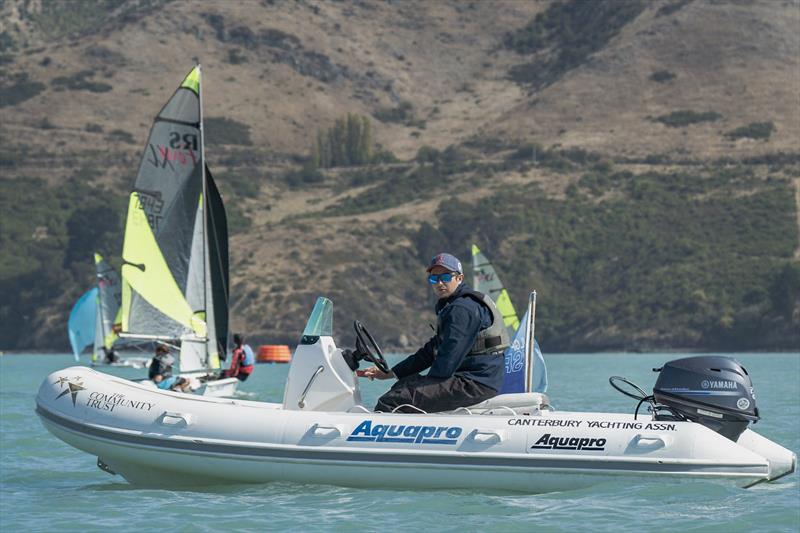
xmin=653 ymin=356 xmax=759 ymax=441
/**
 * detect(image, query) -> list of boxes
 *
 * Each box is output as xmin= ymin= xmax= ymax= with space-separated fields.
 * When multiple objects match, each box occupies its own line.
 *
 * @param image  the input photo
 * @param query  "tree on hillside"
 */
xmin=312 ymin=114 xmax=374 ymax=168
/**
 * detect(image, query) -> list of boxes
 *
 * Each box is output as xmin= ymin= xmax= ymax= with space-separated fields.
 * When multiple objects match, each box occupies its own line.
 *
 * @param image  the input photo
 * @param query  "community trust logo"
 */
xmin=54 ymin=376 xmax=86 ymax=406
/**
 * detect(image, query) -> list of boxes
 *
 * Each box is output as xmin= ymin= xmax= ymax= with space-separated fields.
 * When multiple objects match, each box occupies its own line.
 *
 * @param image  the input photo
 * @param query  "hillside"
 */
xmin=1 ymin=0 xmax=798 ymax=352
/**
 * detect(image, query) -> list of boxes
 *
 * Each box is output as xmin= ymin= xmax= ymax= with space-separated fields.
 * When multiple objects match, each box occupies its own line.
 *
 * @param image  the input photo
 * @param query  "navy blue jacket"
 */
xmin=392 ymin=283 xmax=505 ymax=391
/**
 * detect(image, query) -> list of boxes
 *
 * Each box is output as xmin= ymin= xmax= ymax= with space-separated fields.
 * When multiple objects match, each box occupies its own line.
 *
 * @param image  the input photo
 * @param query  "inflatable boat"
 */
xmin=36 ymin=298 xmax=795 ymax=491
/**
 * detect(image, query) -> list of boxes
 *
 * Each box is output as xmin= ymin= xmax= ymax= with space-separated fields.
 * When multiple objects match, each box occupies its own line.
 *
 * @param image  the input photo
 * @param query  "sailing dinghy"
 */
xmin=92 ymin=253 xmax=150 ymax=368
xmin=66 ymin=255 xmax=149 ymax=369
xmin=117 ymin=65 xmax=237 ymax=398
xmin=67 ymin=286 xmax=99 ymax=362
xmin=471 ymin=244 xmax=547 ymax=394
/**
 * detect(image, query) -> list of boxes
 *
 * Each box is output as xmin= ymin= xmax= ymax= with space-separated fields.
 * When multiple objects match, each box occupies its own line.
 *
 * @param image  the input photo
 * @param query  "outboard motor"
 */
xmin=653 ymin=356 xmax=759 ymax=441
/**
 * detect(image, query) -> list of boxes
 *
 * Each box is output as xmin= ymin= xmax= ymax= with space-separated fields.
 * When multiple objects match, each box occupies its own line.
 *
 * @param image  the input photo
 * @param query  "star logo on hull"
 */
xmin=54 ymin=376 xmax=86 ymax=406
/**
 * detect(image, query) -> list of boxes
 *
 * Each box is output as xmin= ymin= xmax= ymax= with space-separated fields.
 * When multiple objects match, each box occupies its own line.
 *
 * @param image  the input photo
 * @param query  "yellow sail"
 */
xmin=120 ymin=277 xmax=132 ymax=332
xmin=181 ymin=65 xmax=200 ymax=94
xmin=121 ymin=192 xmax=207 ymax=338
xmin=471 ymin=244 xmax=520 ymax=332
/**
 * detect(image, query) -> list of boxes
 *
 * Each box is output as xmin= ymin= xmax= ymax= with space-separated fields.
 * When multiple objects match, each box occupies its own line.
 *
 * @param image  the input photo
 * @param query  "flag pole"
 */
xmin=525 ymin=290 xmax=537 ymax=393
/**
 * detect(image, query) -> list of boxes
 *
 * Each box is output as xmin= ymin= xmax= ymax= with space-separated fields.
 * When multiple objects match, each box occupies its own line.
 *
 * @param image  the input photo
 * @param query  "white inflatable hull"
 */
xmin=90 ymin=357 xmax=150 ymax=369
xmin=191 ymin=376 xmax=239 ymax=397
xmin=36 ymin=367 xmax=795 ymax=491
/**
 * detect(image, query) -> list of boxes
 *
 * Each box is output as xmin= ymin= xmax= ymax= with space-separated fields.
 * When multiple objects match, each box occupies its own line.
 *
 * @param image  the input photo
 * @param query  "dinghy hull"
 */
xmin=36 ymin=367 xmax=795 ymax=491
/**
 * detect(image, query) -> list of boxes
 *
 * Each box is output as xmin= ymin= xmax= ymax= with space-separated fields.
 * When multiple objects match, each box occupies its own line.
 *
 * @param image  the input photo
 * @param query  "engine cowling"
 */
xmin=653 ymin=356 xmax=759 ymax=441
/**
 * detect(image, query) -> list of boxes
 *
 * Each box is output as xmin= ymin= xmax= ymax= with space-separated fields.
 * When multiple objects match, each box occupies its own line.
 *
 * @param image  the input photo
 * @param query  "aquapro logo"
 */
xmin=347 ymin=420 xmax=462 ymax=444
xmin=530 ymin=433 xmax=606 ymax=451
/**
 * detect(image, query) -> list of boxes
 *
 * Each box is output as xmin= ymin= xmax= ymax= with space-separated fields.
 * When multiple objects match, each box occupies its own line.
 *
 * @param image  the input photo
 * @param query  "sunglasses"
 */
xmin=428 ymin=272 xmax=459 ymax=284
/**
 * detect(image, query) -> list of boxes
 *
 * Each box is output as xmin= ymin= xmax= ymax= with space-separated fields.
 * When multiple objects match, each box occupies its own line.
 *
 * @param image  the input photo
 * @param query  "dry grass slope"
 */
xmin=0 ymin=0 xmax=798 ymax=350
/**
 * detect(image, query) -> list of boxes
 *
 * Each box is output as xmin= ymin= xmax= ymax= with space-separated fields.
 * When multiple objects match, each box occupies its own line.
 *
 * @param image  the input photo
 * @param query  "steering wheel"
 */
xmin=353 ymin=320 xmax=390 ymax=373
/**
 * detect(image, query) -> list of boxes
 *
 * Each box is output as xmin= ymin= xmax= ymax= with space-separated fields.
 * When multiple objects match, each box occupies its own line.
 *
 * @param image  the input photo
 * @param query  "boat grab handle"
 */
xmin=311 ymin=425 xmax=341 ymax=437
xmin=470 ymin=430 xmax=503 ymax=443
xmin=632 ymin=434 xmax=669 ymax=448
xmin=159 ymin=411 xmax=193 ymax=426
xmin=298 ymin=366 xmax=325 ymax=408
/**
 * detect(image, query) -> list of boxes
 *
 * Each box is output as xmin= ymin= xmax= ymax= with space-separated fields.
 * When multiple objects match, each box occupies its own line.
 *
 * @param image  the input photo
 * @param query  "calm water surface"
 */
xmin=1 ymin=352 xmax=798 ymax=532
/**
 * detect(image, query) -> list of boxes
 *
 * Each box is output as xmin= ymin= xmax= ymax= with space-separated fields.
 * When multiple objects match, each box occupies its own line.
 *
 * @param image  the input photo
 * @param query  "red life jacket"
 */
xmin=230 ymin=346 xmax=254 ymax=377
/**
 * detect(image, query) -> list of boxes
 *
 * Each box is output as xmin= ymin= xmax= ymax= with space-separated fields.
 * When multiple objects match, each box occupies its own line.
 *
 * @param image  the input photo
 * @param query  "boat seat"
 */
xmin=462 ymin=392 xmax=551 ymax=415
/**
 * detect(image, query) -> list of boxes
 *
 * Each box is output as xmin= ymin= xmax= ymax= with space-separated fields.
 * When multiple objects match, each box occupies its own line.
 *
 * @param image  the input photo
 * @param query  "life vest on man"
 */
xmin=230 ymin=346 xmax=254 ymax=377
xmin=436 ymin=288 xmax=511 ymax=356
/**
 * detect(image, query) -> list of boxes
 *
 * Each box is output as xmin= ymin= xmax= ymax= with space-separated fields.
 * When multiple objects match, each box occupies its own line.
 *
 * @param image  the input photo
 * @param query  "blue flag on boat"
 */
xmin=68 ymin=287 xmax=98 ymax=362
xmin=500 ymin=308 xmax=548 ymax=394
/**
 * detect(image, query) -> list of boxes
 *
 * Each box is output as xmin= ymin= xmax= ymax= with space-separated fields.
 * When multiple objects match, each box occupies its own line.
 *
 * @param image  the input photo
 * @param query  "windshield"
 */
xmin=300 ymin=296 xmax=333 ymax=344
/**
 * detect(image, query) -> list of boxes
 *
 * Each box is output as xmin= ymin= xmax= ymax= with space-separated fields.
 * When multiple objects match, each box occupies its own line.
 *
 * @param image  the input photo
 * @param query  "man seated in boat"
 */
xmin=148 ymin=345 xmax=191 ymax=392
xmin=221 ymin=334 xmax=255 ymax=381
xmin=361 ymin=253 xmax=509 ymax=413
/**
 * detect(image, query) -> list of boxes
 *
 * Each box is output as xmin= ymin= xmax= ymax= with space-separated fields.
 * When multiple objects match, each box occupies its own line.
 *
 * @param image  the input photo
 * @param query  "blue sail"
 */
xmin=68 ymin=287 xmax=98 ymax=362
xmin=499 ymin=308 xmax=548 ymax=394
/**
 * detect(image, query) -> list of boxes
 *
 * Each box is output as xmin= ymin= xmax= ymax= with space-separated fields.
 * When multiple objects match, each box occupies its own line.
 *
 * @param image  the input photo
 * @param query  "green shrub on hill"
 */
xmin=650 ymin=70 xmax=676 ymax=83
xmin=283 ymin=165 xmax=324 ymax=189
xmin=416 ymin=145 xmax=441 ymax=163
xmin=0 ymin=31 xmax=17 ymax=52
xmin=371 ymin=148 xmax=398 ymax=164
xmin=51 ymin=70 xmax=113 ymax=93
xmin=0 ymin=73 xmax=46 ymax=107
xmin=109 ymin=129 xmax=135 ymax=144
xmin=374 ymin=101 xmax=413 ymax=124
xmin=725 ymin=121 xmax=776 ymax=141
xmin=227 ymin=48 xmax=248 ymax=64
xmin=653 ymin=110 xmax=722 ymax=127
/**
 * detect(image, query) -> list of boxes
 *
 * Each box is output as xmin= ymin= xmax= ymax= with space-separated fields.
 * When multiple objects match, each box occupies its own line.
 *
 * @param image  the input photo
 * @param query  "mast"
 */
xmin=95 ymin=257 xmax=108 ymax=357
xmin=524 ymin=291 xmax=537 ymax=393
xmin=198 ymin=63 xmax=209 ymax=365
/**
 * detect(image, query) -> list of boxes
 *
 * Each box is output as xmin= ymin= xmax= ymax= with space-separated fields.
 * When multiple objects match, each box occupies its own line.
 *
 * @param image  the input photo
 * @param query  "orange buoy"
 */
xmin=257 ymin=344 xmax=292 ymax=363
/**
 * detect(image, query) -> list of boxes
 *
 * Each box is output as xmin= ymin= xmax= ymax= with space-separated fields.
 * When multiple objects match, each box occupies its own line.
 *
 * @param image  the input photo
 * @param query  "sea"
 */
xmin=1 ymin=352 xmax=798 ymax=532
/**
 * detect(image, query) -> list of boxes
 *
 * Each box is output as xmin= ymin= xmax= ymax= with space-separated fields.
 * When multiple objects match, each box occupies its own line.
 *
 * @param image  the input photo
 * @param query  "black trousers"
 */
xmin=374 ymin=373 xmax=497 ymax=413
